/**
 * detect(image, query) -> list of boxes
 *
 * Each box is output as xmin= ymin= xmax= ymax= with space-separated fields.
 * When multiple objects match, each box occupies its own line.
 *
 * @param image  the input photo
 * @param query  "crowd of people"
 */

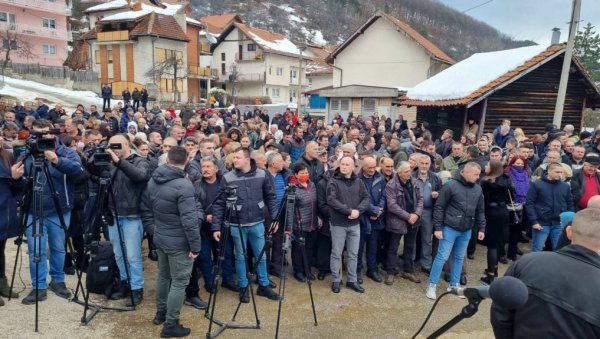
xmin=0 ymin=97 xmax=599 ymax=337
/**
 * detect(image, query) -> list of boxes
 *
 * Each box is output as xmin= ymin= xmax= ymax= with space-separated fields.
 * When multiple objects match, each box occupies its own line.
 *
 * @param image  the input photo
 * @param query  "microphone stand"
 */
xmin=426 ymin=297 xmax=481 ymax=339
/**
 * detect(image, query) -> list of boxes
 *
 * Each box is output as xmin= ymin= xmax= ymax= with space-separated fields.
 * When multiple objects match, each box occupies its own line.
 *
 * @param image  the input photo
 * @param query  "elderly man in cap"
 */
xmin=436 ymin=129 xmax=454 ymax=158
xmin=570 ymin=153 xmax=600 ymax=211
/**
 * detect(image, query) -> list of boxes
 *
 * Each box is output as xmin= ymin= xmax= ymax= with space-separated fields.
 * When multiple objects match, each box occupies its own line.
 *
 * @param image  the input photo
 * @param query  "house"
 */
xmin=211 ymin=21 xmax=310 ymax=106
xmin=302 ymin=44 xmax=335 ymax=115
xmin=199 ymin=13 xmax=242 ymax=83
xmin=81 ymin=0 xmax=215 ymax=102
xmin=321 ymin=11 xmax=454 ymax=122
xmin=403 ymin=44 xmax=600 ymax=139
xmin=0 ymin=0 xmax=72 ymax=67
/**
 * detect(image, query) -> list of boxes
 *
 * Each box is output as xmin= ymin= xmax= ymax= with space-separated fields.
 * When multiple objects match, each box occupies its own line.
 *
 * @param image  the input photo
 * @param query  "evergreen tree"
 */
xmin=574 ymin=22 xmax=600 ymax=82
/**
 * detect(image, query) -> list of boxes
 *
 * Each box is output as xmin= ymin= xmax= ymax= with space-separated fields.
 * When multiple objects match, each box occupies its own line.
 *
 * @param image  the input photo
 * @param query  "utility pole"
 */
xmin=553 ymin=0 xmax=581 ymax=127
xmin=297 ymin=44 xmax=306 ymax=114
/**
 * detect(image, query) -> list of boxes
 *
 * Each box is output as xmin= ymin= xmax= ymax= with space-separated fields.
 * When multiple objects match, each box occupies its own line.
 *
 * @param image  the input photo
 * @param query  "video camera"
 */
xmin=26 ymin=129 xmax=58 ymax=154
xmin=85 ymin=141 xmax=122 ymax=167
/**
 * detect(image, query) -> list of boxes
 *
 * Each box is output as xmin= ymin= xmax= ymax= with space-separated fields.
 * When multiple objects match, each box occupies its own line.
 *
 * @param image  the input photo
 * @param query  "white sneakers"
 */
xmin=426 ymin=283 xmax=437 ymax=300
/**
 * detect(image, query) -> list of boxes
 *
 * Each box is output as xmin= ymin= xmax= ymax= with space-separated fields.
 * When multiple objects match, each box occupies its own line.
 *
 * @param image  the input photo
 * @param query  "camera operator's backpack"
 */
xmin=86 ymin=241 xmax=119 ymax=298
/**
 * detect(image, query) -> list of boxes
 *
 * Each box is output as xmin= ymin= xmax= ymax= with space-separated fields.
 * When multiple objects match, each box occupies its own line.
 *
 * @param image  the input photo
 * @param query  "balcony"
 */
xmin=235 ymin=51 xmax=263 ymax=62
xmin=236 ymin=72 xmax=265 ymax=83
xmin=0 ymin=22 xmax=68 ymax=40
xmin=200 ymin=42 xmax=210 ymax=54
xmin=188 ymin=65 xmax=217 ymax=78
xmin=3 ymin=0 xmax=71 ymax=16
xmin=97 ymin=30 xmax=129 ymax=42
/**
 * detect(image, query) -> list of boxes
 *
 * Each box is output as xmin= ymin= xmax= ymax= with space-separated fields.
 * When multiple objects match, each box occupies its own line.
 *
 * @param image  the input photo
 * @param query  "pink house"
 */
xmin=0 ymin=0 xmax=72 ymax=67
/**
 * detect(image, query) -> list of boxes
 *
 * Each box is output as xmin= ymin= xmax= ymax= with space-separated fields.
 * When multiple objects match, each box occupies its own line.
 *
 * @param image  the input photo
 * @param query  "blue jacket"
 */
xmin=36 ymin=104 xmax=49 ymax=120
xmin=525 ymin=176 xmax=574 ymax=226
xmin=21 ymin=139 xmax=84 ymax=215
xmin=120 ymin=114 xmax=131 ymax=133
xmin=101 ymin=86 xmax=112 ymax=99
xmin=358 ymin=170 xmax=386 ymax=233
xmin=0 ymin=162 xmax=23 ymax=240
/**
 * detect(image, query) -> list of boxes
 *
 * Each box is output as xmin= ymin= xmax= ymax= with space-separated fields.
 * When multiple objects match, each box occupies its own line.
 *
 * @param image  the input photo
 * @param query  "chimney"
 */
xmin=551 ymin=28 xmax=561 ymax=45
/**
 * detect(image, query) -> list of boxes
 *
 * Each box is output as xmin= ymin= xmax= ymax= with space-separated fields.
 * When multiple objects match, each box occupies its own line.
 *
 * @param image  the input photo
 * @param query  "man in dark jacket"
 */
xmin=15 ymin=119 xmax=84 ymax=305
xmin=491 ymin=208 xmax=600 ymax=338
xmin=106 ymin=134 xmax=151 ymax=306
xmin=212 ymin=147 xmax=280 ymax=302
xmin=526 ymin=163 xmax=574 ymax=252
xmin=122 ymin=88 xmax=131 ymax=103
xmin=294 ymin=141 xmax=324 ymax=185
xmin=413 ymin=154 xmax=442 ymax=274
xmin=570 ymin=153 xmax=600 ymax=211
xmin=101 ymin=84 xmax=112 ymax=110
xmin=385 ymin=161 xmax=423 ymax=285
xmin=357 ymin=156 xmax=387 ymax=283
xmin=327 ymin=156 xmax=371 ymax=294
xmin=131 ymin=88 xmax=141 ymax=111
xmin=265 ymin=152 xmax=291 ymax=278
xmin=426 ymin=162 xmax=485 ymax=300
xmin=140 ymin=146 xmax=201 ymax=337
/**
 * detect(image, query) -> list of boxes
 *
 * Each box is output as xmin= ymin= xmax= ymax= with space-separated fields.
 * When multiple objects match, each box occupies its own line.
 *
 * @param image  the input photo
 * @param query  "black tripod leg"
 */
xmin=274 ymin=242 xmax=289 ymax=339
xmin=206 ymin=225 xmax=229 ymax=338
xmin=298 ymin=234 xmax=318 ymax=326
xmin=9 ymin=191 xmax=32 ymax=301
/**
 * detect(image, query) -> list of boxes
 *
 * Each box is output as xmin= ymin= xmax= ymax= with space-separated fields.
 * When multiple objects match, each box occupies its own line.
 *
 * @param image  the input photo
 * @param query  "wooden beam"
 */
xmin=99 ymin=45 xmax=108 ymax=84
xmin=478 ymin=98 xmax=488 ymax=140
xmin=125 ymin=44 xmax=134 ymax=82
xmin=112 ymin=44 xmax=121 ymax=82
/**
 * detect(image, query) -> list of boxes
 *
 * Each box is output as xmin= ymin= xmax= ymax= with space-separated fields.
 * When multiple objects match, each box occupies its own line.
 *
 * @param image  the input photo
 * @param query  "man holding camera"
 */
xmin=105 ymin=134 xmax=151 ymax=306
xmin=14 ymin=119 xmax=84 ymax=304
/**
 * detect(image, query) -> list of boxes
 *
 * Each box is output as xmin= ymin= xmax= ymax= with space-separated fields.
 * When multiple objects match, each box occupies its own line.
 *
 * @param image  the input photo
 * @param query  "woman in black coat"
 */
xmin=0 ymin=140 xmax=23 ymax=304
xmin=480 ymin=160 xmax=513 ymax=285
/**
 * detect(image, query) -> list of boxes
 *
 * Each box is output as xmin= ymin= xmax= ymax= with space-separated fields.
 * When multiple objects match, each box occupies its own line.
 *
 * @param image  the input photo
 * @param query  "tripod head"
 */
xmin=225 ymin=185 xmax=238 ymax=202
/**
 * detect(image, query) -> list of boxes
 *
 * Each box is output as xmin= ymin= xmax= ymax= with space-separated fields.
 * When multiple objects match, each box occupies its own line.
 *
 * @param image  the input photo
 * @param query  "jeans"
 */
xmin=230 ymin=223 xmax=269 ymax=288
xmin=357 ymin=229 xmax=381 ymax=275
xmin=532 ymin=224 xmax=563 ymax=252
xmin=330 ymin=224 xmax=360 ymax=283
xmin=419 ymin=209 xmax=434 ymax=270
xmin=156 ymin=249 xmax=194 ymax=324
xmin=108 ymin=216 xmax=144 ymax=290
xmin=26 ymin=212 xmax=70 ymax=289
xmin=429 ymin=226 xmax=472 ymax=286
xmin=199 ymin=226 xmax=235 ymax=290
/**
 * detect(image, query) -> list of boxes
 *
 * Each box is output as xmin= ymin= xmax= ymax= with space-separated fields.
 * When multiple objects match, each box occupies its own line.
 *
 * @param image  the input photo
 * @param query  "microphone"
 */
xmin=451 ymin=276 xmax=528 ymax=310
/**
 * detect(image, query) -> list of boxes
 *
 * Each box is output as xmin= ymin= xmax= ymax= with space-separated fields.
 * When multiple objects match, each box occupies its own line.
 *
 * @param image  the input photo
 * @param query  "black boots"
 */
xmin=126 ymin=289 xmax=143 ymax=307
xmin=161 ymin=321 xmax=191 ymax=338
xmin=110 ymin=281 xmax=130 ymax=300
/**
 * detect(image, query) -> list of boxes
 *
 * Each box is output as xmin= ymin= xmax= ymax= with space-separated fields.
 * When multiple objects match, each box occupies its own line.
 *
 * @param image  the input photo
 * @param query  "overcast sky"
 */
xmin=437 ymin=0 xmax=600 ymax=45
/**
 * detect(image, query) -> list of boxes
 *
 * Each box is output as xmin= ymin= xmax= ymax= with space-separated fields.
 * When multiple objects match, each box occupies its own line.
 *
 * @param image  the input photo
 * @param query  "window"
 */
xmin=233 ymin=87 xmax=238 ymax=96
xmin=94 ymin=49 xmax=111 ymax=64
xmin=291 ymin=70 xmax=297 ymax=78
xmin=265 ymin=87 xmax=269 ymax=96
xmin=0 ymin=12 xmax=16 ymax=30
xmin=331 ymin=98 xmax=350 ymax=112
xmin=221 ymin=63 xmax=226 ymax=75
xmin=43 ymin=44 xmax=56 ymax=54
xmin=362 ymin=98 xmax=377 ymax=115
xmin=159 ymin=78 xmax=184 ymax=93
xmin=107 ymin=49 xmax=112 ymax=64
xmin=43 ymin=18 xmax=56 ymax=29
xmin=276 ymin=67 xmax=283 ymax=76
xmin=268 ymin=66 xmax=272 ymax=75
xmin=221 ymin=53 xmax=226 ymax=61
xmin=155 ymin=48 xmax=183 ymax=64
xmin=2 ymin=39 xmax=16 ymax=50
xmin=272 ymin=88 xmax=280 ymax=97
xmin=247 ymin=43 xmax=256 ymax=52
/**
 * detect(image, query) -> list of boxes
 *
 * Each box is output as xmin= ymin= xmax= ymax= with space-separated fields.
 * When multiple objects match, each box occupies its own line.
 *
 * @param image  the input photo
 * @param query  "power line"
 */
xmin=462 ymin=0 xmax=494 ymax=13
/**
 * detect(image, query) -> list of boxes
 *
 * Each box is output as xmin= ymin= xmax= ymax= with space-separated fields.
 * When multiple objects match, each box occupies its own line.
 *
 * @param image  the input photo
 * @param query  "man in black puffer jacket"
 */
xmin=141 ymin=146 xmax=201 ymax=337
xmin=212 ymin=147 xmax=279 ymax=303
xmin=327 ymin=156 xmax=371 ymax=294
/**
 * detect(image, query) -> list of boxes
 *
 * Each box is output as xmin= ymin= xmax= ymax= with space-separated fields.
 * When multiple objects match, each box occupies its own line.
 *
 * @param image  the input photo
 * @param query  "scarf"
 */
xmin=510 ymin=167 xmax=530 ymax=204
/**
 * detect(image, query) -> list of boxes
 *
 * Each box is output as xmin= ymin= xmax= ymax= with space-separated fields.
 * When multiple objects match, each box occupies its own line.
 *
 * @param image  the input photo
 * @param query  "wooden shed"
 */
xmin=403 ymin=44 xmax=600 ymax=139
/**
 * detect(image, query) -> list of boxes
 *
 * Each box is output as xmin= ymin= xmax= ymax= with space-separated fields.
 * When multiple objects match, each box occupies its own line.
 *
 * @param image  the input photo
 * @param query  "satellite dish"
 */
xmin=206 ymin=33 xmax=217 ymax=44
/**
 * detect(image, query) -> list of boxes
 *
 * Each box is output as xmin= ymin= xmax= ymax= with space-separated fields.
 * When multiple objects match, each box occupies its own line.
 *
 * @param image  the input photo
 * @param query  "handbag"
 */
xmin=507 ymin=189 xmax=523 ymax=224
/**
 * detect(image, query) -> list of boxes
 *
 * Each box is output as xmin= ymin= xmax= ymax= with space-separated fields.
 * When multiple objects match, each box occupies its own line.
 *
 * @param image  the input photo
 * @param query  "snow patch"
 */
xmin=247 ymin=31 xmax=302 ymax=55
xmin=301 ymin=27 xmax=327 ymax=46
xmin=278 ymin=4 xmax=295 ymax=13
xmin=289 ymin=14 xmax=306 ymax=23
xmin=85 ymin=0 xmax=128 ymax=12
xmin=101 ymin=3 xmax=182 ymax=21
xmin=407 ymin=45 xmax=548 ymax=102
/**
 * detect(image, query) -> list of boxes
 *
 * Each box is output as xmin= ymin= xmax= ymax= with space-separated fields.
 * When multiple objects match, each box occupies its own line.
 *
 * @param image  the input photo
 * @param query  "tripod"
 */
xmin=274 ymin=184 xmax=318 ymax=338
xmin=412 ymin=292 xmax=482 ymax=339
xmin=71 ymin=170 xmax=136 ymax=324
xmin=9 ymin=153 xmax=85 ymax=332
xmin=205 ymin=186 xmax=260 ymax=339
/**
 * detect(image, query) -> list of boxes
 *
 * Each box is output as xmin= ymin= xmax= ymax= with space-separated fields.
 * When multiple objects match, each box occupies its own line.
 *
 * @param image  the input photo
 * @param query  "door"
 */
xmin=238 ymin=45 xmax=243 ymax=61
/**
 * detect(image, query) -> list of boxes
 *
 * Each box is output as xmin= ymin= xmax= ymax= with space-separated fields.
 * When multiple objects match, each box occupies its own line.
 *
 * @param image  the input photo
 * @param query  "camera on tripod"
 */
xmin=26 ymin=129 xmax=58 ymax=154
xmin=85 ymin=141 xmax=122 ymax=167
xmin=225 ymin=185 xmax=238 ymax=198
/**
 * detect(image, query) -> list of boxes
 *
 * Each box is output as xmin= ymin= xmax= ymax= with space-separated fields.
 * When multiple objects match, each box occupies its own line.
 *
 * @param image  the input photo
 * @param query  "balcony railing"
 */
xmin=0 ymin=21 xmax=68 ymax=40
xmin=188 ymin=65 xmax=217 ymax=78
xmin=3 ymin=0 xmax=71 ymax=16
xmin=235 ymin=52 xmax=263 ymax=61
xmin=236 ymin=72 xmax=264 ymax=82
xmin=97 ymin=30 xmax=129 ymax=42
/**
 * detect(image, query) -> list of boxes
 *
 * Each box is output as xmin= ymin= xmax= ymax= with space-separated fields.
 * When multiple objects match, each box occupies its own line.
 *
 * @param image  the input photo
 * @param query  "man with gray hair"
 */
xmin=426 ymin=162 xmax=486 ymax=300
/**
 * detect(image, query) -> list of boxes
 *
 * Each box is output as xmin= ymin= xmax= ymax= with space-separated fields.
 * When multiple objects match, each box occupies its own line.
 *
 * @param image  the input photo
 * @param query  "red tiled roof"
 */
xmin=402 ymin=44 xmax=600 ymax=107
xmin=201 ymin=13 xmax=242 ymax=35
xmin=328 ymin=11 xmax=454 ymax=65
xmin=130 ymin=12 xmax=190 ymax=42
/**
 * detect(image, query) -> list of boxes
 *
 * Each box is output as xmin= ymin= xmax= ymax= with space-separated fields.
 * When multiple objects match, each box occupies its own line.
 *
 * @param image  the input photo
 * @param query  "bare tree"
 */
xmin=0 ymin=29 xmax=35 ymax=76
xmin=145 ymin=53 xmax=186 ymax=102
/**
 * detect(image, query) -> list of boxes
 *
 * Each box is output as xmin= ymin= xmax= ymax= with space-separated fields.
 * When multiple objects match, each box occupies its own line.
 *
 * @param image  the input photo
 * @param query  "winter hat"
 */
xmin=127 ymin=121 xmax=138 ymax=133
xmin=584 ymin=153 xmax=600 ymax=165
xmin=580 ymin=130 xmax=592 ymax=140
xmin=400 ymin=129 xmax=410 ymax=139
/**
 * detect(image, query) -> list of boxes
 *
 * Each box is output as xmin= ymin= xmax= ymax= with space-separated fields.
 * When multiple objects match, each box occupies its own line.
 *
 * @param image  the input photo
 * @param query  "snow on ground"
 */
xmin=0 ymin=76 xmax=103 ymax=111
xmin=301 ymin=27 xmax=326 ymax=46
xmin=407 ymin=45 xmax=549 ymax=102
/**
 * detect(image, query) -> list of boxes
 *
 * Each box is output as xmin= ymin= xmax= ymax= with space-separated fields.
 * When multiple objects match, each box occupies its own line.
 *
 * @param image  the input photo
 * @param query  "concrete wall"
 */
xmin=332 ymin=17 xmax=432 ymax=88
xmin=308 ymin=73 xmax=333 ymax=91
xmin=6 ymin=72 xmax=100 ymax=93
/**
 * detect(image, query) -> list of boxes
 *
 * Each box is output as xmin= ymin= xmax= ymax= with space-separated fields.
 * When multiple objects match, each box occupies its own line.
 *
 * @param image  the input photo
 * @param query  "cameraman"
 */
xmin=105 ymin=134 xmax=151 ymax=306
xmin=14 ymin=119 xmax=84 ymax=305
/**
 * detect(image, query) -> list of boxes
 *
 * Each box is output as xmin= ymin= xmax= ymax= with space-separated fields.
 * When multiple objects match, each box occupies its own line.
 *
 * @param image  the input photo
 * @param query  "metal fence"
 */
xmin=7 ymin=62 xmax=99 ymax=82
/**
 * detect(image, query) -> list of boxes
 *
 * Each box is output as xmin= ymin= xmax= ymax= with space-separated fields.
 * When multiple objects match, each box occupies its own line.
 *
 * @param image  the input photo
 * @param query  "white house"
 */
xmin=211 ymin=22 xmax=310 ymax=106
xmin=321 ymin=11 xmax=454 ymax=121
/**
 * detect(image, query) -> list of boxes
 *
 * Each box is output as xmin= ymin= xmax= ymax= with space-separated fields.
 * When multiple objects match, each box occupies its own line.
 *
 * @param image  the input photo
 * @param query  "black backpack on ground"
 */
xmin=86 ymin=241 xmax=119 ymax=298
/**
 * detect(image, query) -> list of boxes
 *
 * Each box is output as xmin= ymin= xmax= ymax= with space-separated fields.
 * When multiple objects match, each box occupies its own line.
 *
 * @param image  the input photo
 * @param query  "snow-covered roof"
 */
xmin=406 ymin=45 xmax=550 ymax=102
xmin=230 ymin=23 xmax=308 ymax=58
xmin=247 ymin=31 xmax=300 ymax=55
xmin=186 ymin=17 xmax=202 ymax=26
xmin=100 ymin=3 xmax=182 ymax=22
xmin=84 ymin=0 xmax=129 ymax=13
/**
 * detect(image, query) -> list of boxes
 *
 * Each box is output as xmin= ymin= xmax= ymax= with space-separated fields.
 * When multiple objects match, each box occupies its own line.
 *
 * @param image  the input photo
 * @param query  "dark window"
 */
xmin=221 ymin=53 xmax=226 ymax=61
xmin=247 ymin=43 xmax=256 ymax=51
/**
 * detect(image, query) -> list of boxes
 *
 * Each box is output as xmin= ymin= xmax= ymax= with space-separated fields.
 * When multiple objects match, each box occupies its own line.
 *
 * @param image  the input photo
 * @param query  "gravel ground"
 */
xmin=2 ymin=240 xmax=525 ymax=339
